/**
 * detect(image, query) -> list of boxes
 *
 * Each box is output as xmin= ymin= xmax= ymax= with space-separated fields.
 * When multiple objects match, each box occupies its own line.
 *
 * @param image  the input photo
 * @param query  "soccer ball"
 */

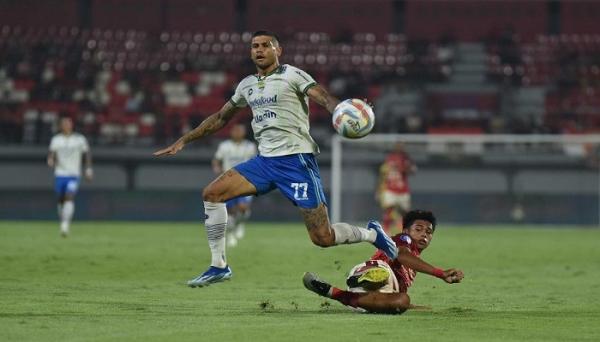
xmin=332 ymin=99 xmax=375 ymax=139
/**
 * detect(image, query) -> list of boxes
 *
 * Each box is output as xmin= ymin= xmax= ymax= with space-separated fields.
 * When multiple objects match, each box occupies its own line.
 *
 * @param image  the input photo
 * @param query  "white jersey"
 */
xmin=49 ymin=133 xmax=90 ymax=177
xmin=214 ymin=139 xmax=257 ymax=171
xmin=229 ymin=64 xmax=319 ymax=157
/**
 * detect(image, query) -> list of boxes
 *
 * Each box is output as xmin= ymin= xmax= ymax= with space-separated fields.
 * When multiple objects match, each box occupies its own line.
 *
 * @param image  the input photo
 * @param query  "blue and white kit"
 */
xmin=234 ymin=153 xmax=326 ymax=209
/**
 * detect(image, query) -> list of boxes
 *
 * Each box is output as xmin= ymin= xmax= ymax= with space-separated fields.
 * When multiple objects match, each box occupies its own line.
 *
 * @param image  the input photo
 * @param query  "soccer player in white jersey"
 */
xmin=47 ymin=117 xmax=93 ymax=237
xmin=154 ymin=30 xmax=397 ymax=287
xmin=212 ymin=124 xmax=257 ymax=247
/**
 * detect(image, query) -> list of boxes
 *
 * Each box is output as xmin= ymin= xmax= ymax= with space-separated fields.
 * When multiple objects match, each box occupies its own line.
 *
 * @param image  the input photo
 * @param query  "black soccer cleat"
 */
xmin=302 ymin=272 xmax=332 ymax=297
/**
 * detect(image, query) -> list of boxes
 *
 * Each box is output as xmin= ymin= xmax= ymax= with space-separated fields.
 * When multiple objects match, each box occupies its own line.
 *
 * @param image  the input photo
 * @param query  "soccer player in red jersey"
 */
xmin=376 ymin=142 xmax=417 ymax=233
xmin=303 ymin=210 xmax=464 ymax=314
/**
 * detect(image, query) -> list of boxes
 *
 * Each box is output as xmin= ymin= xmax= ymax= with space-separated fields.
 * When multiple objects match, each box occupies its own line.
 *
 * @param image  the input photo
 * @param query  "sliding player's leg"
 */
xmin=303 ymin=272 xmax=410 ymax=314
xmin=188 ymin=169 xmax=257 ymax=287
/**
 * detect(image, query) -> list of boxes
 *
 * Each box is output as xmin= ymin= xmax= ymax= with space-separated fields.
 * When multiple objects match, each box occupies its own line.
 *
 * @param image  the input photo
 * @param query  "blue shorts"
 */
xmin=54 ymin=176 xmax=80 ymax=197
xmin=234 ymin=153 xmax=327 ymax=209
xmin=226 ymin=195 xmax=253 ymax=209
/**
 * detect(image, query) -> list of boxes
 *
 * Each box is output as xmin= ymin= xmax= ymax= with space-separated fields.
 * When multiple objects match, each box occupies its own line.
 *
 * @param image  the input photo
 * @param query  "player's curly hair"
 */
xmin=403 ymin=210 xmax=437 ymax=231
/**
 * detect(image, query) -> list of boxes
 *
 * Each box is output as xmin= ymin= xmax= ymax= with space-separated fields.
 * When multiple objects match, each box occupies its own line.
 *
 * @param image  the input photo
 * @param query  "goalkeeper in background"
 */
xmin=212 ymin=124 xmax=257 ymax=247
xmin=376 ymin=142 xmax=417 ymax=233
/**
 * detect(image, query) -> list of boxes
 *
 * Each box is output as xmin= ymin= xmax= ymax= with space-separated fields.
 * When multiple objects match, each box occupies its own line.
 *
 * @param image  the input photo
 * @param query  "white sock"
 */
xmin=61 ymin=201 xmax=74 ymax=233
xmin=204 ymin=201 xmax=227 ymax=268
xmin=331 ymin=222 xmax=376 ymax=245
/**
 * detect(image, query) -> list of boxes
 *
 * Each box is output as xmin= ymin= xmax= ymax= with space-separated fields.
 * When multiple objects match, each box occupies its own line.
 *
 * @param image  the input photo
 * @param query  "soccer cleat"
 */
xmin=346 ymin=266 xmax=390 ymax=291
xmin=302 ymin=272 xmax=332 ymax=297
xmin=368 ymin=220 xmax=398 ymax=260
xmin=187 ymin=265 xmax=233 ymax=288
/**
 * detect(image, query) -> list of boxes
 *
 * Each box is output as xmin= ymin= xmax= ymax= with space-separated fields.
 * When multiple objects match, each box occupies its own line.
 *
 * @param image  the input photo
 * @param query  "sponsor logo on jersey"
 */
xmin=254 ymin=110 xmax=277 ymax=123
xmin=248 ymin=94 xmax=278 ymax=108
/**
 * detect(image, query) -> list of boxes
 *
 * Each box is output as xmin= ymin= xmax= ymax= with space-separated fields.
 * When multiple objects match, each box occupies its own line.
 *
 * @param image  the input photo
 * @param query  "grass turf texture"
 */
xmin=1 ymin=222 xmax=599 ymax=341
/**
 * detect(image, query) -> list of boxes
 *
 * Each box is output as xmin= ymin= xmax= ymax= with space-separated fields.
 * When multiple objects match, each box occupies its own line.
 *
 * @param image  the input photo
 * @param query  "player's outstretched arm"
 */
xmin=153 ymin=102 xmax=241 ymax=156
xmin=397 ymin=247 xmax=464 ymax=284
xmin=306 ymin=85 xmax=340 ymax=114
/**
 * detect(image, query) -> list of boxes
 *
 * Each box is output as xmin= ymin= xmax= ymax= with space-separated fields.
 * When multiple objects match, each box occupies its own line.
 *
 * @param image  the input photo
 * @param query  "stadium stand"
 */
xmin=1 ymin=24 xmax=600 ymax=145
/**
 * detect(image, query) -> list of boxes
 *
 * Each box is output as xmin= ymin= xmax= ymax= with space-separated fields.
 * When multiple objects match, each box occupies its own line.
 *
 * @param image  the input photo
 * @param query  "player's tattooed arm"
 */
xmin=154 ymin=102 xmax=241 ymax=156
xmin=306 ymin=85 xmax=340 ymax=114
xmin=182 ymin=101 xmax=240 ymax=143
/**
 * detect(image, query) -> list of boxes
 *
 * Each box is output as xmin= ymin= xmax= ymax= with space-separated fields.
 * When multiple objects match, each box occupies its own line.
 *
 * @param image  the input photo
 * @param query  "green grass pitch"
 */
xmin=1 ymin=221 xmax=599 ymax=341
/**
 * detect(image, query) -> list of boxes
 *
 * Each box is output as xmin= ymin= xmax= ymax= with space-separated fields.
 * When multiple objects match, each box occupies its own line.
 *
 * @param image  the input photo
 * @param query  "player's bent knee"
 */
xmin=202 ymin=186 xmax=225 ymax=203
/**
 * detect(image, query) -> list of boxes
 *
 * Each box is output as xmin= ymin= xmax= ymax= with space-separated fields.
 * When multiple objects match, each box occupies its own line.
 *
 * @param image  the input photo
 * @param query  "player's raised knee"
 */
xmin=202 ymin=185 xmax=225 ymax=203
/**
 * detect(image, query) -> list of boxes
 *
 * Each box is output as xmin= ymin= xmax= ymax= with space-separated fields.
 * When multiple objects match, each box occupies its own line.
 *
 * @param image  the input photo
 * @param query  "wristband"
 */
xmin=432 ymin=268 xmax=445 ymax=279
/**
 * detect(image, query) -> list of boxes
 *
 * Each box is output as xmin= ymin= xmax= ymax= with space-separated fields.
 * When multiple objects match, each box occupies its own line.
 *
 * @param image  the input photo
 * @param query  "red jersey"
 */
xmin=370 ymin=234 xmax=420 ymax=293
xmin=380 ymin=153 xmax=412 ymax=194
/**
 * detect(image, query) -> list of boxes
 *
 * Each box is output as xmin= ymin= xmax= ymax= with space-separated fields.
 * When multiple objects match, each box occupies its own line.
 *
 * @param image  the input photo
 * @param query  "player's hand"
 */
xmin=442 ymin=269 xmax=464 ymax=284
xmin=47 ymin=157 xmax=55 ymax=168
xmin=153 ymin=140 xmax=185 ymax=157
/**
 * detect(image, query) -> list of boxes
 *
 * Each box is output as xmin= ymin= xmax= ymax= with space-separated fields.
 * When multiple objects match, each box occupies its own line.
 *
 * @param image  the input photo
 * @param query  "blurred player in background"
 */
xmin=303 ymin=210 xmax=464 ymax=314
xmin=212 ymin=124 xmax=257 ymax=247
xmin=376 ymin=142 xmax=417 ymax=233
xmin=155 ymin=30 xmax=397 ymax=288
xmin=47 ymin=117 xmax=93 ymax=237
